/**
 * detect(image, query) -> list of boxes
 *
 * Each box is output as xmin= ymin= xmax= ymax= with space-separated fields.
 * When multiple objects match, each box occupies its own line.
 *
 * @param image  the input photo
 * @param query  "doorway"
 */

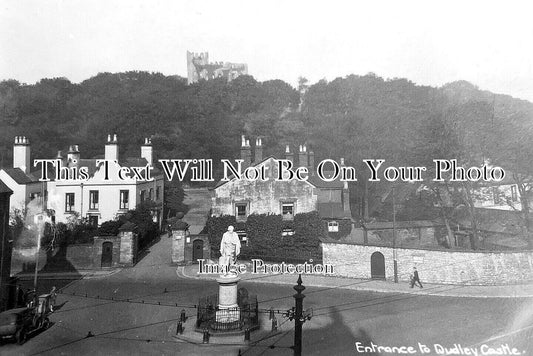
xmin=101 ymin=241 xmax=113 ymax=267
xmin=370 ymin=251 xmax=385 ymax=279
xmin=192 ymin=239 xmax=204 ymax=262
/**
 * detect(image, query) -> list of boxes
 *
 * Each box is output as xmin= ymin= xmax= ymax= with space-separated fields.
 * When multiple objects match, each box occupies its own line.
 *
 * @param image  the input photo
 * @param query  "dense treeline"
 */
xmin=0 ymin=72 xmax=300 ymax=172
xmin=2 ymin=72 xmax=532 ymax=173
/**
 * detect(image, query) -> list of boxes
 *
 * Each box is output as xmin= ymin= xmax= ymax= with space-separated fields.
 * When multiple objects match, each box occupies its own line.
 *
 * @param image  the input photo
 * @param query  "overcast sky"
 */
xmin=1 ymin=0 xmax=532 ymax=101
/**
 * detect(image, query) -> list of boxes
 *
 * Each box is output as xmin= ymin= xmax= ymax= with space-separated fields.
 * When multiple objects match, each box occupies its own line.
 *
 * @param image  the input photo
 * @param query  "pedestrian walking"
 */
xmin=50 ymin=286 xmax=57 ymax=311
xmin=410 ymin=267 xmax=423 ymax=288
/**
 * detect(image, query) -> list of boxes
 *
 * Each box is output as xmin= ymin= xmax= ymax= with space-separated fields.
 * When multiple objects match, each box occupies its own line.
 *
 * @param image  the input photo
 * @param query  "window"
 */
xmin=120 ymin=190 xmax=129 ymax=210
xmin=282 ymin=228 xmax=295 ymax=237
xmin=65 ymin=193 xmax=75 ymax=212
xmin=149 ymin=188 xmax=154 ymax=201
xmin=493 ymin=187 xmax=500 ymax=204
xmin=328 ymin=221 xmax=339 ymax=232
xmin=511 ymin=185 xmax=518 ymax=202
xmin=281 ymin=202 xmax=295 ymax=221
xmin=89 ymin=190 xmax=99 ymax=210
xmin=156 ymin=186 xmax=160 ymax=200
xmin=235 ymin=203 xmax=248 ymax=221
xmin=140 ymin=190 xmax=146 ymax=202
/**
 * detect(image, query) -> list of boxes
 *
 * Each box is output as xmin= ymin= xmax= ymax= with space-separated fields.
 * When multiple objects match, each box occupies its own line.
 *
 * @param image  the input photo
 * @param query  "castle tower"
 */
xmin=187 ymin=51 xmax=209 ymax=85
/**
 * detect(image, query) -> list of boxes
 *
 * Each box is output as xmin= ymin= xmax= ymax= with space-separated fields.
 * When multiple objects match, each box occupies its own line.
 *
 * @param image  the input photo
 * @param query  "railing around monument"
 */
xmin=196 ymin=294 xmax=259 ymax=333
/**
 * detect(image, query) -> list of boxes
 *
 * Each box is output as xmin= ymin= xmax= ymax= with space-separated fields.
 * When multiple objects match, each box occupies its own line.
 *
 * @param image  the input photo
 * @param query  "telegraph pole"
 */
xmin=392 ymin=186 xmax=398 ymax=283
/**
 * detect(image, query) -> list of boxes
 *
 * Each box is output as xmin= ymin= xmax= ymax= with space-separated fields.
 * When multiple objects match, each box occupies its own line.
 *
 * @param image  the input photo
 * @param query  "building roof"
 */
xmin=46 ymin=157 xmax=160 ymax=181
xmin=0 ymin=179 xmax=13 ymax=194
xmin=214 ymin=156 xmax=344 ymax=189
xmin=362 ymin=220 xmax=443 ymax=230
xmin=2 ymin=168 xmax=40 ymax=185
xmin=308 ymin=174 xmax=344 ymax=189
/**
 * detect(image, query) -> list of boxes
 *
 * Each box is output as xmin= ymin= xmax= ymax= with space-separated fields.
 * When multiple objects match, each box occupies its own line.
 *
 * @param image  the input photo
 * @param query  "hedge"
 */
xmin=205 ymin=211 xmax=326 ymax=263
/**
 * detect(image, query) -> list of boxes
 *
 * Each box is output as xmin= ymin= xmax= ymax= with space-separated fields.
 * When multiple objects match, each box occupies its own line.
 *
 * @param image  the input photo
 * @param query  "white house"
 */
xmin=0 ymin=136 xmax=44 ymax=216
xmin=46 ymin=135 xmax=165 ymax=227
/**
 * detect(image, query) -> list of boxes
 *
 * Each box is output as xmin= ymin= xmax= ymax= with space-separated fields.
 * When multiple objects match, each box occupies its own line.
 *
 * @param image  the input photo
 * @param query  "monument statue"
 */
xmin=219 ymin=225 xmax=241 ymax=272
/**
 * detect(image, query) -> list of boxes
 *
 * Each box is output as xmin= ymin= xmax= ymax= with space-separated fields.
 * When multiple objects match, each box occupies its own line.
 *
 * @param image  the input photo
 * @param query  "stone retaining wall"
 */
xmin=322 ymin=242 xmax=533 ymax=285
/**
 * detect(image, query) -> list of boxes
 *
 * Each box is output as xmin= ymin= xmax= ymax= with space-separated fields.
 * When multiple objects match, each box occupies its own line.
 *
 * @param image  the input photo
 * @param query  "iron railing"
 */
xmin=196 ymin=294 xmax=259 ymax=333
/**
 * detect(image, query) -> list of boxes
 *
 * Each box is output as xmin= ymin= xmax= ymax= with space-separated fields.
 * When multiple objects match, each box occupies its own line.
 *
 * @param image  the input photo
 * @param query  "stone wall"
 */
xmin=119 ymin=231 xmax=138 ymax=266
xmin=322 ymin=241 xmax=533 ymax=285
xmin=93 ymin=236 xmax=121 ymax=268
xmin=171 ymin=230 xmax=186 ymax=264
xmin=12 ymin=244 xmax=95 ymax=273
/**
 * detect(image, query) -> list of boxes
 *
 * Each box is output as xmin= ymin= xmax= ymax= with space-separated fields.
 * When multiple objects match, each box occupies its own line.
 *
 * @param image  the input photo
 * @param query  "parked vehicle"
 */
xmin=0 ymin=294 xmax=53 ymax=345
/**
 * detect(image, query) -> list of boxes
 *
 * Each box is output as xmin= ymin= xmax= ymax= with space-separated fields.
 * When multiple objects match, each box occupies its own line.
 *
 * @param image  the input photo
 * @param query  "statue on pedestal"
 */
xmin=219 ymin=225 xmax=241 ymax=274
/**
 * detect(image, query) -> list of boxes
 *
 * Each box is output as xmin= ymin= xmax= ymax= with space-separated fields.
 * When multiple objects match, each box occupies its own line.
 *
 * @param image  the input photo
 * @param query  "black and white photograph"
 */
xmin=1 ymin=1 xmax=533 ymax=355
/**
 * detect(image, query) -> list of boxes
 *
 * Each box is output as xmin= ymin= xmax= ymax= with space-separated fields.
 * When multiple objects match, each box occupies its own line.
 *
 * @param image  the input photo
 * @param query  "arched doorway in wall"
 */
xmin=370 ymin=251 xmax=385 ymax=279
xmin=101 ymin=241 xmax=113 ymax=267
xmin=192 ymin=239 xmax=204 ymax=262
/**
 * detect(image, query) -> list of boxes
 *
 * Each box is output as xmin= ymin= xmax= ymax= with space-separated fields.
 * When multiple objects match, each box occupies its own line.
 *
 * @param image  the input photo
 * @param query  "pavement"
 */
xmin=183 ymin=187 xmax=211 ymax=234
xmin=177 ymin=261 xmax=533 ymax=299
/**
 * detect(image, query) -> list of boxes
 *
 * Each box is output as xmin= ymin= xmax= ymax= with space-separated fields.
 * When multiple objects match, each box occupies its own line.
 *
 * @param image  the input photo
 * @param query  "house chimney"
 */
xmin=340 ymin=158 xmax=348 ymax=189
xmin=13 ymin=136 xmax=31 ymax=173
xmin=285 ymin=145 xmax=294 ymax=164
xmin=141 ymin=137 xmax=153 ymax=166
xmin=254 ymin=137 xmax=263 ymax=163
xmin=340 ymin=157 xmax=350 ymax=215
xmin=298 ymin=144 xmax=308 ymax=168
xmin=308 ymin=150 xmax=315 ymax=176
xmin=240 ymin=135 xmax=251 ymax=168
xmin=67 ymin=145 xmax=80 ymax=166
xmin=105 ymin=134 xmax=119 ymax=161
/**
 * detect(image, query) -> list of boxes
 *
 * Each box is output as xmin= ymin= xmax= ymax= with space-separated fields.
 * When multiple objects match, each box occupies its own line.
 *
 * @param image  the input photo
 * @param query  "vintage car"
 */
xmin=0 ymin=307 xmax=34 ymax=344
xmin=0 ymin=294 xmax=52 ymax=345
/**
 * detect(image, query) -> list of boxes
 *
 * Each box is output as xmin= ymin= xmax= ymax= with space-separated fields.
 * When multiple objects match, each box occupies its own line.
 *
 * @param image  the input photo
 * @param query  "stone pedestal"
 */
xmin=216 ymin=274 xmax=241 ymax=322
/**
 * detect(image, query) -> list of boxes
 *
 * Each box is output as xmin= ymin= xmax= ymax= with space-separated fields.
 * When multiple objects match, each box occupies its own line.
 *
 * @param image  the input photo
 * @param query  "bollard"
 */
xmin=176 ymin=321 xmax=183 ymax=335
xmin=180 ymin=309 xmax=186 ymax=322
xmin=244 ymin=328 xmax=250 ymax=342
xmin=271 ymin=316 xmax=278 ymax=332
xmin=269 ymin=307 xmax=274 ymax=320
xmin=202 ymin=328 xmax=210 ymax=344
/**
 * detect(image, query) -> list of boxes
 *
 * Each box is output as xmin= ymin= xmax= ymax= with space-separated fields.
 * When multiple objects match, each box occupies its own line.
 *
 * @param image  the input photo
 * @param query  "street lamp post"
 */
xmin=392 ymin=186 xmax=398 ymax=283
xmin=33 ymin=214 xmax=44 ymax=291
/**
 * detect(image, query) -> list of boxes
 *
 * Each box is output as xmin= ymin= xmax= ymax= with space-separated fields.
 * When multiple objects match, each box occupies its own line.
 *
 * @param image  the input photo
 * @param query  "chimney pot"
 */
xmin=241 ymin=135 xmax=246 ymax=147
xmin=113 ymin=134 xmax=117 ymax=142
xmin=13 ymin=135 xmax=31 ymax=173
xmin=107 ymin=134 xmax=111 ymax=142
